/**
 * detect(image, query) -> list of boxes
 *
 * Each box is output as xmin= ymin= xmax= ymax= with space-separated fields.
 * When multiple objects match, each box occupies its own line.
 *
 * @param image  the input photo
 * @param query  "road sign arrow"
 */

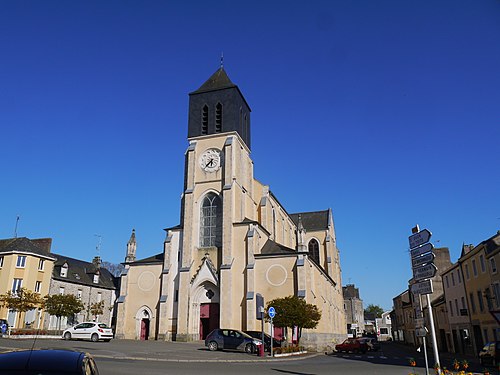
xmin=268 ymin=306 xmax=276 ymax=319
xmin=411 ymin=279 xmax=434 ymax=295
xmin=412 ymin=252 xmax=435 ymax=268
xmin=409 ymin=229 xmax=432 ymax=249
xmin=413 ymin=263 xmax=437 ymax=281
xmin=410 ymin=242 xmax=434 ymax=259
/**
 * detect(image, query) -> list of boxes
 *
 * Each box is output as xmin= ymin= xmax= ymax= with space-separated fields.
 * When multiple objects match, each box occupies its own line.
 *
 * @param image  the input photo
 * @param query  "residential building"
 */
xmin=44 ymin=254 xmax=117 ymax=330
xmin=392 ymin=290 xmax=411 ymax=342
xmin=483 ymin=231 xmax=500 ymax=341
xmin=0 ymin=237 xmax=56 ymax=328
xmin=460 ymin=233 xmax=500 ymax=351
xmin=375 ymin=311 xmax=392 ymax=341
xmin=431 ymin=294 xmax=450 ymax=352
xmin=115 ymin=67 xmax=347 ymax=349
xmin=343 ymin=284 xmax=364 ymax=337
xmin=441 ymin=261 xmax=474 ymax=355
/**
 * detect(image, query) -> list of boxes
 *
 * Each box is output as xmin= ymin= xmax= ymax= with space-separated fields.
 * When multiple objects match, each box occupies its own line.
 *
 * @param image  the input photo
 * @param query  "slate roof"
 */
xmin=260 ymin=239 xmax=296 ymax=255
xmin=0 ymin=237 xmax=56 ymax=259
xmin=190 ymin=67 xmax=237 ymax=94
xmin=129 ymin=252 xmax=164 ymax=265
xmin=52 ymin=253 xmax=116 ymax=290
xmin=289 ymin=210 xmax=330 ymax=232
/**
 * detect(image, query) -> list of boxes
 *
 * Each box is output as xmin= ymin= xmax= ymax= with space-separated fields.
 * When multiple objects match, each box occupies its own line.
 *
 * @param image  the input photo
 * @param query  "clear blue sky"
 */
xmin=1 ymin=1 xmax=499 ymax=311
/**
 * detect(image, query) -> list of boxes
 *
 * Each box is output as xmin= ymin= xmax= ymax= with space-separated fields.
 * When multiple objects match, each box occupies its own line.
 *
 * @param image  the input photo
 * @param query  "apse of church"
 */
xmin=114 ymin=67 xmax=346 ymax=350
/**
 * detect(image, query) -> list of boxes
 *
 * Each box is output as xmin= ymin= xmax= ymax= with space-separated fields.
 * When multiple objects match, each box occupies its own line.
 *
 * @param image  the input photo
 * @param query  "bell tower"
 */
xmin=187 ymin=67 xmax=251 ymax=149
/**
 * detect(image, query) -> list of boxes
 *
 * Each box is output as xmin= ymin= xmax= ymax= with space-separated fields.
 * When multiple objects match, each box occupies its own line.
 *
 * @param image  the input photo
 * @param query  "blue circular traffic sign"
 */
xmin=268 ymin=306 xmax=276 ymax=319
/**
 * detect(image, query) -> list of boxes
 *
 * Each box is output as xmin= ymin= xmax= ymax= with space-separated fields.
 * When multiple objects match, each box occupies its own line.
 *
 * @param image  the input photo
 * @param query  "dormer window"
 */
xmin=215 ymin=103 xmax=222 ymax=132
xmin=60 ymin=263 xmax=68 ymax=277
xmin=201 ymin=105 xmax=208 ymax=135
xmin=93 ymin=273 xmax=99 ymax=284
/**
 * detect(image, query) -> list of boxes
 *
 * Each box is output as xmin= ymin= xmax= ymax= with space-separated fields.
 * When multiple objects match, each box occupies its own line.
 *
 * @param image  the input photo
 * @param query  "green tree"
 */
xmin=89 ymin=300 xmax=105 ymax=321
xmin=266 ymin=295 xmax=321 ymax=345
xmin=43 ymin=294 xmax=85 ymax=330
xmin=0 ymin=288 xmax=43 ymax=328
xmin=364 ymin=304 xmax=384 ymax=318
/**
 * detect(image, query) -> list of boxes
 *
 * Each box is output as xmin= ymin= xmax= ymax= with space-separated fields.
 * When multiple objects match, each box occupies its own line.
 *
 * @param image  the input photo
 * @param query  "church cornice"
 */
xmin=187 ymin=132 xmax=251 ymax=154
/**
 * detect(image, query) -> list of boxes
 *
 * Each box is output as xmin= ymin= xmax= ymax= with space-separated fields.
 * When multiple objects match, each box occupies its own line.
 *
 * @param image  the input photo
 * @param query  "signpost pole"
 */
xmin=260 ymin=307 xmax=265 ymax=357
xmin=270 ymin=317 xmax=273 ymax=357
xmin=426 ymin=293 xmax=441 ymax=373
xmin=418 ymin=294 xmax=429 ymax=375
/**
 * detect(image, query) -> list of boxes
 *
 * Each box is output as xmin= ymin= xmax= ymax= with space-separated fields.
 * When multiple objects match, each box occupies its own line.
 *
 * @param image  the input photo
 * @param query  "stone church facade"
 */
xmin=115 ymin=67 xmax=346 ymax=349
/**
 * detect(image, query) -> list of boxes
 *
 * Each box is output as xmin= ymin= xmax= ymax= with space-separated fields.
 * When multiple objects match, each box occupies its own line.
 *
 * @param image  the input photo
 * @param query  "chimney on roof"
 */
xmin=92 ymin=256 xmax=102 ymax=269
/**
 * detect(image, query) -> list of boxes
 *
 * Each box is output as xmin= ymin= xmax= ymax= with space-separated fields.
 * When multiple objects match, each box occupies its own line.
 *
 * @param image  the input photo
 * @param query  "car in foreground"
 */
xmin=335 ymin=338 xmax=368 ymax=353
xmin=358 ymin=337 xmax=380 ymax=351
xmin=62 ymin=322 xmax=113 ymax=342
xmin=479 ymin=341 xmax=499 ymax=367
xmin=244 ymin=331 xmax=282 ymax=351
xmin=0 ymin=349 xmax=99 ymax=374
xmin=205 ymin=329 xmax=262 ymax=354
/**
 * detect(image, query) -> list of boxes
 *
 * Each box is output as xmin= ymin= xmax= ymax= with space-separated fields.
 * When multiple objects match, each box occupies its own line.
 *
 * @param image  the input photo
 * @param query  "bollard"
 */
xmin=258 ymin=343 xmax=264 ymax=357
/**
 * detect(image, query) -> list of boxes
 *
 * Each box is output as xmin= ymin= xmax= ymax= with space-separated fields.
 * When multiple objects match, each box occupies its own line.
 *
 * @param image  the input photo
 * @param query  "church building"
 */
xmin=115 ymin=67 xmax=346 ymax=349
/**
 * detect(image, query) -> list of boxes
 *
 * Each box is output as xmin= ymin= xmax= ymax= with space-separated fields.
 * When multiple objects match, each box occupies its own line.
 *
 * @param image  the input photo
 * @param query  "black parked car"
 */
xmin=244 ymin=331 xmax=282 ymax=351
xmin=357 ymin=337 xmax=380 ymax=351
xmin=0 ymin=349 xmax=100 ymax=374
xmin=479 ymin=341 xmax=499 ymax=367
xmin=205 ymin=329 xmax=261 ymax=354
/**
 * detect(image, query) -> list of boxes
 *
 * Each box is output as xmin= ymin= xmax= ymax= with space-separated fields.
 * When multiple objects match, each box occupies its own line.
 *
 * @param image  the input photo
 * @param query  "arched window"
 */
xmin=202 ymin=105 xmax=208 ymax=135
xmin=200 ymin=193 xmax=222 ymax=247
xmin=215 ymin=103 xmax=222 ymax=132
xmin=308 ymin=239 xmax=320 ymax=264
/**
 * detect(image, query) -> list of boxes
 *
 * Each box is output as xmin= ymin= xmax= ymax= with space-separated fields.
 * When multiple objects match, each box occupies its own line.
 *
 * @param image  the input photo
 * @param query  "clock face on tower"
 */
xmin=199 ymin=149 xmax=222 ymax=172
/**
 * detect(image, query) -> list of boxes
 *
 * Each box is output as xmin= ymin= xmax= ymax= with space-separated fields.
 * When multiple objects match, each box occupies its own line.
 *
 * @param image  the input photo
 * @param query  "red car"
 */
xmin=335 ymin=338 xmax=368 ymax=353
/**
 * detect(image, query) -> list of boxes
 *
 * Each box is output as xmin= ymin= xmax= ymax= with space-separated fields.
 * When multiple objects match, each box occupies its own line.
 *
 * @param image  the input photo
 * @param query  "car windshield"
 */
xmin=240 ymin=331 xmax=254 ymax=339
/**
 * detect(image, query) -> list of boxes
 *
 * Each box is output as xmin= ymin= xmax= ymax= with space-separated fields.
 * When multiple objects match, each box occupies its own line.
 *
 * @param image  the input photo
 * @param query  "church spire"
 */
xmin=188 ymin=66 xmax=252 ymax=149
xmin=125 ymin=229 xmax=137 ymax=263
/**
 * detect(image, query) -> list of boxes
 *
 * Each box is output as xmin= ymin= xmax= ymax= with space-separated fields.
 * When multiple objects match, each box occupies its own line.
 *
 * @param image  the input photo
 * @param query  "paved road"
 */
xmin=0 ymin=338 xmax=497 ymax=375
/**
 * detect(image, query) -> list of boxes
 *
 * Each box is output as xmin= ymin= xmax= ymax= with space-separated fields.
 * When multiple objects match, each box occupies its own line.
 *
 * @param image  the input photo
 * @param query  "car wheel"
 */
xmin=245 ymin=343 xmax=254 ymax=354
xmin=208 ymin=341 xmax=218 ymax=351
xmin=91 ymin=333 xmax=99 ymax=342
xmin=63 ymin=332 xmax=71 ymax=340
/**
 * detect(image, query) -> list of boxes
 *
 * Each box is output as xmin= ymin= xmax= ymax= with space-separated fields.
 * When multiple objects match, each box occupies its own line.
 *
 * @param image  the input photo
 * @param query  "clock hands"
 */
xmin=206 ymin=159 xmax=214 ymax=167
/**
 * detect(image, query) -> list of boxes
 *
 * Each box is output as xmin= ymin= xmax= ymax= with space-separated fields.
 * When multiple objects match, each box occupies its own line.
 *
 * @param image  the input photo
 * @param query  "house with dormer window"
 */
xmin=44 ymin=255 xmax=117 ymax=330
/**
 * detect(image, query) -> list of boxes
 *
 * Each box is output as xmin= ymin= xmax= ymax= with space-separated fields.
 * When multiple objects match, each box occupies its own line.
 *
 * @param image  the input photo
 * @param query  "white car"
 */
xmin=62 ymin=322 xmax=113 ymax=342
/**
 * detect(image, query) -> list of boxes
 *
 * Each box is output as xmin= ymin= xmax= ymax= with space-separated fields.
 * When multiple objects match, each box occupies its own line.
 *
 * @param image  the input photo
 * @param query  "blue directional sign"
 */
xmin=409 ymin=229 xmax=432 ymax=249
xmin=268 ymin=306 xmax=276 ymax=319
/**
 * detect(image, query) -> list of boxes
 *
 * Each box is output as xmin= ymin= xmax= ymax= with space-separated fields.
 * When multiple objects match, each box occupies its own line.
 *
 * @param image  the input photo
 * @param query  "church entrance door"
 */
xmin=199 ymin=303 xmax=219 ymax=340
xmin=140 ymin=318 xmax=150 ymax=340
